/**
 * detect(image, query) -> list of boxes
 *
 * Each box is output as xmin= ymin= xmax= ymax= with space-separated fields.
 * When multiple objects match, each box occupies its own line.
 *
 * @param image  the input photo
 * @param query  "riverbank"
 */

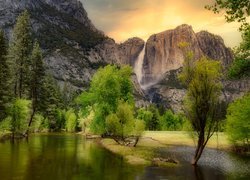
xmin=99 ymin=131 xmax=231 ymax=166
xmin=142 ymin=131 xmax=230 ymax=150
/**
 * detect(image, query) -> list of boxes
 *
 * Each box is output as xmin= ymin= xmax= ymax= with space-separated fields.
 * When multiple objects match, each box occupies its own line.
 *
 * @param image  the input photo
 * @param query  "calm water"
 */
xmin=0 ymin=134 xmax=249 ymax=180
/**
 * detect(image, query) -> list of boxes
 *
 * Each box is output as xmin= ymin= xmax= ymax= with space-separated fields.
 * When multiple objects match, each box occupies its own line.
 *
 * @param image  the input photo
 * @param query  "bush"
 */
xmin=228 ymin=58 xmax=250 ymax=79
xmin=9 ymin=99 xmax=31 ymax=136
xmin=0 ymin=117 xmax=11 ymax=135
xmin=30 ymin=114 xmax=44 ymax=133
xmin=105 ymin=101 xmax=145 ymax=146
xmin=226 ymin=93 xmax=250 ymax=147
xmin=55 ymin=109 xmax=66 ymax=131
xmin=65 ymin=109 xmax=77 ymax=132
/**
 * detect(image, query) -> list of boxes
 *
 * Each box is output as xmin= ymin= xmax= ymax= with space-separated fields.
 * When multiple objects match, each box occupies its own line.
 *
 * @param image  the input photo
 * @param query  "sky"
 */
xmin=81 ymin=0 xmax=242 ymax=48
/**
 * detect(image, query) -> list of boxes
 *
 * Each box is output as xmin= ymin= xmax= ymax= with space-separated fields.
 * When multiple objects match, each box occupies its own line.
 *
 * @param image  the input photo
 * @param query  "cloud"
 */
xmin=81 ymin=0 xmax=241 ymax=47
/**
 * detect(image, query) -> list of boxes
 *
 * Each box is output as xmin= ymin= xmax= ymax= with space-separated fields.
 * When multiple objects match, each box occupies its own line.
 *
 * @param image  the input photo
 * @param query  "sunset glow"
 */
xmin=82 ymin=0 xmax=242 ymax=47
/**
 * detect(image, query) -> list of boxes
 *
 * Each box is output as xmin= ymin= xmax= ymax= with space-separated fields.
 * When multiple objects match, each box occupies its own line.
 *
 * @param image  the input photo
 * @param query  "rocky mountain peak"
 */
xmin=141 ymin=24 xmax=233 ymax=86
xmin=196 ymin=30 xmax=233 ymax=66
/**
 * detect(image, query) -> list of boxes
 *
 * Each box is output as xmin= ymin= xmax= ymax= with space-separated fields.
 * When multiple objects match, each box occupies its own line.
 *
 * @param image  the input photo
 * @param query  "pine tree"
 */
xmin=8 ymin=10 xmax=32 ymax=98
xmin=27 ymin=41 xmax=45 ymax=131
xmin=0 ymin=30 xmax=11 ymax=120
xmin=40 ymin=75 xmax=63 ymax=129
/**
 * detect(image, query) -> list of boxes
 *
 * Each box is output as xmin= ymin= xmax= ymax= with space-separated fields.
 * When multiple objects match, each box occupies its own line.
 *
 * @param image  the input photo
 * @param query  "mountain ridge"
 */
xmin=0 ymin=0 xmax=248 ymax=111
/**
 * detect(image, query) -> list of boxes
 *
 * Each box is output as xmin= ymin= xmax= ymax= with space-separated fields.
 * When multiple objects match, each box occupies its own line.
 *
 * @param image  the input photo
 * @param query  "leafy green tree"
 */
xmin=8 ymin=10 xmax=32 ymax=98
xmin=206 ymin=0 xmax=250 ymax=79
xmin=77 ymin=65 xmax=134 ymax=135
xmin=65 ymin=109 xmax=77 ymax=132
xmin=228 ymin=26 xmax=250 ymax=79
xmin=179 ymin=57 xmax=222 ymax=165
xmin=137 ymin=108 xmax=153 ymax=130
xmin=226 ymin=93 xmax=250 ymax=148
xmin=106 ymin=101 xmax=145 ymax=147
xmin=205 ymin=0 xmax=249 ymax=30
xmin=27 ymin=41 xmax=46 ymax=132
xmin=160 ymin=110 xmax=184 ymax=131
xmin=147 ymin=105 xmax=161 ymax=130
xmin=0 ymin=30 xmax=12 ymax=120
xmin=9 ymin=99 xmax=31 ymax=138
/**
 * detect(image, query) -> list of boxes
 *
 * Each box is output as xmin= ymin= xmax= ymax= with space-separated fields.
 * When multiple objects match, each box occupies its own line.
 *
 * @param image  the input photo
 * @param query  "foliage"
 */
xmin=226 ymin=93 xmax=250 ymax=146
xmin=62 ymin=82 xmax=76 ymax=109
xmin=77 ymin=65 xmax=134 ymax=135
xmin=77 ymin=107 xmax=93 ymax=133
xmin=30 ymin=114 xmax=44 ymax=133
xmin=0 ymin=117 xmax=11 ymax=133
xmin=0 ymin=30 xmax=11 ymax=120
xmin=30 ymin=41 xmax=46 ymax=109
xmin=39 ymin=75 xmax=63 ymax=129
xmin=160 ymin=110 xmax=184 ymax=131
xmin=8 ymin=99 xmax=31 ymax=136
xmin=55 ymin=109 xmax=66 ymax=131
xmin=206 ymin=0 xmax=250 ymax=79
xmin=228 ymin=25 xmax=250 ymax=79
xmin=205 ymin=0 xmax=250 ymax=31
xmin=179 ymin=55 xmax=222 ymax=165
xmin=65 ymin=109 xmax=77 ymax=132
xmin=105 ymin=101 xmax=145 ymax=146
xmin=8 ymin=10 xmax=32 ymax=98
xmin=228 ymin=57 xmax=250 ymax=78
xmin=147 ymin=105 xmax=161 ymax=130
xmin=136 ymin=108 xmax=153 ymax=130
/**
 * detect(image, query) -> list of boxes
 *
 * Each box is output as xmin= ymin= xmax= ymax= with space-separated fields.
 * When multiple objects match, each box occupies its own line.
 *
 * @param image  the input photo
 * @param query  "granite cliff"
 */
xmin=0 ymin=0 xmax=248 ymax=110
xmin=141 ymin=25 xmax=233 ymax=86
xmin=0 ymin=0 xmax=144 ymax=89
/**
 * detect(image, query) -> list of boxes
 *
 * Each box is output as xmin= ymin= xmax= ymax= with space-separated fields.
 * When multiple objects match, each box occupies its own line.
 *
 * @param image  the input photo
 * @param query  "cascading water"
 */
xmin=134 ymin=44 xmax=146 ymax=86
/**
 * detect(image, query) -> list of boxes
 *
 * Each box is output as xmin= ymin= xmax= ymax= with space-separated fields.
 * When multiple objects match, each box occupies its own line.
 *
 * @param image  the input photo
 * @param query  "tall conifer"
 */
xmin=8 ymin=10 xmax=32 ymax=98
xmin=0 ymin=30 xmax=11 ymax=120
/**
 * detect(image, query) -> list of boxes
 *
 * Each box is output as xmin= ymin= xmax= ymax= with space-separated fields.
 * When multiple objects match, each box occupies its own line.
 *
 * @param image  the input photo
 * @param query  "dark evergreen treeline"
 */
xmin=0 ymin=11 xmax=73 ymax=137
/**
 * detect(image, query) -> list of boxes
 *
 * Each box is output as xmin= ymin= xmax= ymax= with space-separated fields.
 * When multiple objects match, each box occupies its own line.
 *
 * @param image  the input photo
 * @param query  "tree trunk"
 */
xmin=133 ymin=136 xmax=139 ymax=147
xmin=25 ymin=102 xmax=36 ymax=135
xmin=192 ymin=132 xmax=205 ymax=165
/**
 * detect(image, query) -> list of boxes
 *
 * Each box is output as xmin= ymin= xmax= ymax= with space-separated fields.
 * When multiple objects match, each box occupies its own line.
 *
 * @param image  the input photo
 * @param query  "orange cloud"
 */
xmin=83 ymin=0 xmax=242 ymax=47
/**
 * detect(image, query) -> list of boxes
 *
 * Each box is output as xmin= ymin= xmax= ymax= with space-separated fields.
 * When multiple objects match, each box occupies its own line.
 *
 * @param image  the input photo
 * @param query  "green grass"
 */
xmin=141 ymin=131 xmax=230 ymax=149
xmin=100 ymin=131 xmax=231 ymax=166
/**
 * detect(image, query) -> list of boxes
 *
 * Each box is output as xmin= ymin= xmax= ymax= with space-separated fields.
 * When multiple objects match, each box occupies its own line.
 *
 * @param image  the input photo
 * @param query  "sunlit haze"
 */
xmin=82 ymin=0 xmax=242 ymax=48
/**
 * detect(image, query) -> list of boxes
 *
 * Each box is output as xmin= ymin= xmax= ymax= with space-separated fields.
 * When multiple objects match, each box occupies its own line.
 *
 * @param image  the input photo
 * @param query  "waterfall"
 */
xmin=134 ymin=44 xmax=146 ymax=86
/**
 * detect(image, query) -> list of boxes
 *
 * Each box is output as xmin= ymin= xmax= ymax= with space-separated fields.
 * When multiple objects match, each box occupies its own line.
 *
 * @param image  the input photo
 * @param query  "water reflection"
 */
xmin=0 ymin=134 xmax=143 ymax=180
xmin=0 ymin=134 xmax=249 ymax=180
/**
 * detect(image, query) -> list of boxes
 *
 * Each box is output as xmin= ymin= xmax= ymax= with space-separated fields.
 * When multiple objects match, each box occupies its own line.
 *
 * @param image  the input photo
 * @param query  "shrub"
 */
xmin=226 ymin=93 xmax=250 ymax=147
xmin=65 ymin=109 xmax=77 ymax=132
xmin=9 ymin=99 xmax=31 ymax=136
xmin=105 ymin=101 xmax=145 ymax=146
xmin=30 ymin=114 xmax=44 ymax=133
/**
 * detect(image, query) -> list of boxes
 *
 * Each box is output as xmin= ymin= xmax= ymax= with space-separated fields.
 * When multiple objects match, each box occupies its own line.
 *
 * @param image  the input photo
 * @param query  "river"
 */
xmin=0 ymin=134 xmax=249 ymax=180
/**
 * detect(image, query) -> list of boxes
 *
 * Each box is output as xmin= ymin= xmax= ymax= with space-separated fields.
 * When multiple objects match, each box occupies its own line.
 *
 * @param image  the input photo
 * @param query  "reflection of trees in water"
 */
xmin=193 ymin=166 xmax=204 ymax=180
xmin=23 ymin=135 xmax=141 ymax=180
